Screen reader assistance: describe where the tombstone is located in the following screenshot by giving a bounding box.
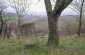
[20,23,36,36]
[19,23,37,45]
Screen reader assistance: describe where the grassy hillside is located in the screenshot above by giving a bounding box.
[0,36,85,55]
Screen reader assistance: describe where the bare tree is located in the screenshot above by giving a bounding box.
[0,0,7,36]
[0,0,14,39]
[44,0,73,46]
[7,0,31,38]
[70,0,85,37]
[1,18,14,39]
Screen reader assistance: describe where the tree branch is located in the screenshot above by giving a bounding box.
[51,0,73,16]
[44,0,52,15]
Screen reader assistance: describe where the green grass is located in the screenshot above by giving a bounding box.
[0,36,85,55]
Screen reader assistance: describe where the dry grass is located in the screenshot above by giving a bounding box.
[0,35,85,55]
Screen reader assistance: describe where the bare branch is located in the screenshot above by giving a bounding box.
[44,0,52,14]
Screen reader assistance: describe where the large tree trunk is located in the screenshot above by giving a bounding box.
[47,14,60,46]
[44,0,73,46]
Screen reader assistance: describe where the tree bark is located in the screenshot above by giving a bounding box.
[47,14,60,46]
[0,16,3,36]
[78,14,82,37]
[44,0,73,46]
[78,0,84,37]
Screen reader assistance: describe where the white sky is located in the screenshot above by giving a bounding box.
[5,0,76,15]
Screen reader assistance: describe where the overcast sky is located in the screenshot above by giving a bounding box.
[5,0,76,15]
